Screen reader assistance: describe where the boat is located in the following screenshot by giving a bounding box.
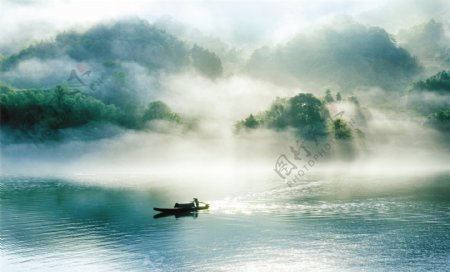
[153,198,209,214]
[153,201,209,214]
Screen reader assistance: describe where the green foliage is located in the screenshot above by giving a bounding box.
[236,93,326,134]
[55,19,190,71]
[0,85,182,141]
[0,86,122,136]
[2,86,113,124]
[336,92,342,101]
[412,70,450,93]
[0,82,14,93]
[332,118,352,139]
[0,19,190,73]
[243,114,259,128]
[0,19,225,104]
[247,22,420,89]
[324,89,334,103]
[0,41,59,72]
[288,93,324,129]
[142,101,181,123]
[262,97,289,129]
[348,96,359,106]
[0,19,224,79]
[92,66,141,113]
[190,45,223,78]
[426,107,450,131]
[408,71,450,120]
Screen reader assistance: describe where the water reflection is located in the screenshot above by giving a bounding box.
[0,178,181,271]
[1,175,450,271]
[153,211,200,219]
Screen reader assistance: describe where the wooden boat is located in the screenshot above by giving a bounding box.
[153,202,209,213]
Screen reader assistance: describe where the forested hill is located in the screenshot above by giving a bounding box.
[408,70,450,132]
[247,22,421,90]
[1,18,449,144]
[0,83,183,142]
[0,18,223,125]
[0,19,223,79]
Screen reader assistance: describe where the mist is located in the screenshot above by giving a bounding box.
[2,71,449,191]
[1,1,450,196]
[3,3,450,272]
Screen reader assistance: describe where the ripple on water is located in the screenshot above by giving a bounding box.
[1,176,450,271]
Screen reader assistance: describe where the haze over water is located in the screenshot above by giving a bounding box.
[1,174,449,271]
[1,0,450,271]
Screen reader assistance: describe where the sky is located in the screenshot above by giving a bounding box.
[1,0,449,53]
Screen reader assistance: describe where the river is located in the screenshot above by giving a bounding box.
[1,174,449,271]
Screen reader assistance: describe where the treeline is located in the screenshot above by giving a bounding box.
[427,108,450,131]
[408,71,450,132]
[247,21,420,90]
[0,84,182,141]
[0,19,223,79]
[408,70,450,131]
[236,91,361,140]
[412,70,450,93]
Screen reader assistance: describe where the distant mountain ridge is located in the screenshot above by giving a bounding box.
[0,18,223,78]
[246,21,422,90]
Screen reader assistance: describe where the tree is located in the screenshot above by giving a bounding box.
[324,89,334,103]
[332,118,352,139]
[51,85,68,109]
[408,71,450,117]
[2,19,191,74]
[288,93,324,129]
[246,22,420,90]
[0,85,123,138]
[426,107,450,131]
[142,101,181,123]
[412,70,450,93]
[348,96,359,106]
[243,114,258,128]
[264,97,288,129]
[336,92,342,101]
[190,45,223,79]
[235,93,326,134]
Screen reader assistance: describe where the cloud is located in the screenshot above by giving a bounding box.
[0,57,77,88]
[356,0,450,33]
[155,72,299,123]
[2,0,450,183]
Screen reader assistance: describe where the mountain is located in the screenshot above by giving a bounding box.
[0,18,223,82]
[247,21,421,90]
[398,19,450,73]
[0,19,223,112]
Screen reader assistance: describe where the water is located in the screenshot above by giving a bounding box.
[1,175,449,271]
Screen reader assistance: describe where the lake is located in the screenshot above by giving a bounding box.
[1,174,449,271]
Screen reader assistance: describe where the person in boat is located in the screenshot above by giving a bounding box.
[174,198,200,208]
